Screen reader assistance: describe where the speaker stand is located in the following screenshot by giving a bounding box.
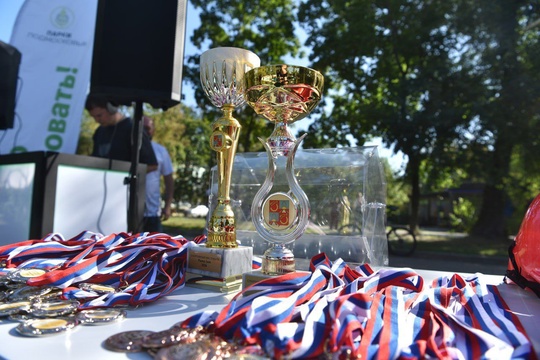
[127,100,143,233]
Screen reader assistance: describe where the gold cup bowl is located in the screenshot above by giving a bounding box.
[244,65,324,157]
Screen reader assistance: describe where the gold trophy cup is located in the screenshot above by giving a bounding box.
[200,47,260,248]
[186,48,259,289]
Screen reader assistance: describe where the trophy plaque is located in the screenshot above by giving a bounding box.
[244,65,324,275]
[187,47,259,287]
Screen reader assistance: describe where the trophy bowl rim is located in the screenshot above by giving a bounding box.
[244,64,324,78]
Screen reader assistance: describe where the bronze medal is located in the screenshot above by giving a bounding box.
[103,330,155,353]
[140,328,185,349]
[153,339,210,360]
[140,326,204,349]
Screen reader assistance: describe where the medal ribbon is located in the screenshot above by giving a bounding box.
[1,231,192,309]
[181,255,533,359]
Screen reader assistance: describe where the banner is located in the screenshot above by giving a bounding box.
[0,0,97,154]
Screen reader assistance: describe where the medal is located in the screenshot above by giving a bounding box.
[29,299,79,317]
[8,285,54,302]
[16,317,78,336]
[140,326,205,349]
[8,312,35,323]
[76,308,126,325]
[153,339,210,360]
[78,282,117,294]
[0,300,30,317]
[152,334,238,360]
[7,268,48,283]
[104,330,155,353]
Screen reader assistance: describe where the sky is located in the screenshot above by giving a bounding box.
[0,0,405,170]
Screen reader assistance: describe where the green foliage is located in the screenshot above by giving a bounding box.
[297,0,540,236]
[449,197,478,233]
[76,110,98,155]
[383,158,409,209]
[145,105,213,206]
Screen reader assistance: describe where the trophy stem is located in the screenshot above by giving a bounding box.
[207,104,240,248]
[262,243,295,275]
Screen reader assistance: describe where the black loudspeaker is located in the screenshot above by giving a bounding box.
[0,41,22,130]
[90,0,187,110]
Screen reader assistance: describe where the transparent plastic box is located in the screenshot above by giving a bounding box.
[208,146,388,269]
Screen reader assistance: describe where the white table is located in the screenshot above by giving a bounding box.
[0,269,538,359]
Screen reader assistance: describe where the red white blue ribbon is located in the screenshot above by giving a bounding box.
[181,254,533,359]
[1,231,193,309]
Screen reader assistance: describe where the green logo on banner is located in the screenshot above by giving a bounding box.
[50,7,75,29]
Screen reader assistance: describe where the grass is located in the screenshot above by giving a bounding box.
[162,215,206,238]
[414,228,512,257]
[163,216,512,257]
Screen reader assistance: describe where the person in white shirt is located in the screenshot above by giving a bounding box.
[142,116,174,232]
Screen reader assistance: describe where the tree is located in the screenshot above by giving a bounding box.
[145,104,213,206]
[298,0,483,232]
[452,0,540,238]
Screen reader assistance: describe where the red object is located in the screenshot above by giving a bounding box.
[506,194,540,297]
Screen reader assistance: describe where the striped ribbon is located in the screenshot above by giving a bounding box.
[181,254,533,359]
[0,231,193,309]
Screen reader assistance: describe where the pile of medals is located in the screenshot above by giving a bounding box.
[104,324,270,360]
[0,268,125,336]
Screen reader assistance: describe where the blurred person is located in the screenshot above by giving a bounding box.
[85,95,157,173]
[142,116,174,232]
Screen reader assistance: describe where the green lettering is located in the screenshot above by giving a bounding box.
[60,75,75,89]
[49,119,66,133]
[52,103,69,118]
[45,134,62,150]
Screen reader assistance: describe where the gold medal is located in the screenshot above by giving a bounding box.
[7,268,48,283]
[78,283,116,294]
[29,299,79,317]
[16,317,78,336]
[8,285,53,302]
[0,300,30,317]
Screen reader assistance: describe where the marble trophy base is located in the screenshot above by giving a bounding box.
[187,245,252,293]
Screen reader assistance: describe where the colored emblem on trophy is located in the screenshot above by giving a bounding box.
[244,65,324,274]
[199,47,261,248]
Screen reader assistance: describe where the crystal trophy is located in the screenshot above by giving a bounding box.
[186,47,259,288]
[244,65,324,274]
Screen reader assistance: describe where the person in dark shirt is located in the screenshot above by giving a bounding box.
[85,95,157,172]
